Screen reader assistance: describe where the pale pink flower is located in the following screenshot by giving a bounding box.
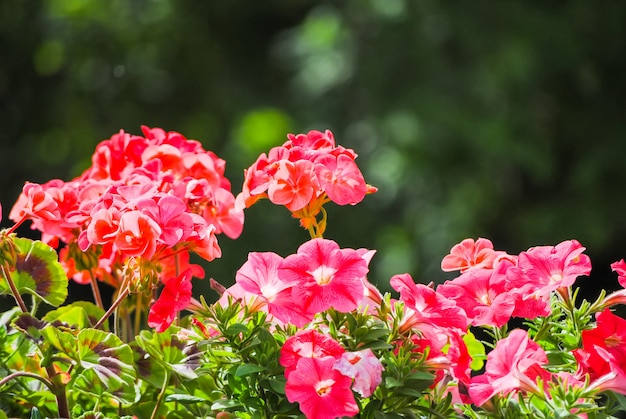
[441,238,500,272]
[334,349,383,397]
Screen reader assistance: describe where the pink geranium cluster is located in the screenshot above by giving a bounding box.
[237,129,375,235]
[9,126,244,331]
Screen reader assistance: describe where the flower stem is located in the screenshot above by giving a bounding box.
[89,270,104,310]
[150,370,170,419]
[1,262,28,312]
[94,285,130,330]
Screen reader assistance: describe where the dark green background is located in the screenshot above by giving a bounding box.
[2,1,626,304]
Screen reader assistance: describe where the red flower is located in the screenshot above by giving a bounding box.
[574,309,626,395]
[285,356,358,419]
[148,268,193,332]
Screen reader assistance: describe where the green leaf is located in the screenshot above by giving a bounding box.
[0,238,68,307]
[76,328,136,389]
[164,394,206,404]
[12,312,47,341]
[463,330,486,370]
[211,399,242,410]
[235,363,266,377]
[135,327,202,380]
[73,368,139,404]
[29,407,42,419]
[40,324,77,356]
[43,302,107,330]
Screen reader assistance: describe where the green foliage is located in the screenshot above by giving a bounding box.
[0,238,68,307]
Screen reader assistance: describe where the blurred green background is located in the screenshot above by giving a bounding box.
[2,0,626,302]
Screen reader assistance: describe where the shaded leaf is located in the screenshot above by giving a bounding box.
[0,238,68,307]
[165,394,206,404]
[12,313,47,342]
[234,363,265,377]
[74,368,139,404]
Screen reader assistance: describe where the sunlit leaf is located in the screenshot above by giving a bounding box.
[43,301,107,331]
[0,238,68,307]
[135,327,202,380]
[462,330,486,371]
[76,328,136,389]
[40,324,77,356]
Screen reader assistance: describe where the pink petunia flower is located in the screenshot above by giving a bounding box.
[438,259,516,328]
[508,239,591,299]
[285,356,359,419]
[280,330,344,378]
[390,273,468,332]
[235,252,315,327]
[468,329,551,406]
[278,238,369,314]
[611,259,626,288]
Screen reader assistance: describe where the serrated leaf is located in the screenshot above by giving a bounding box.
[0,238,68,307]
[234,363,265,377]
[43,302,107,331]
[165,394,206,404]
